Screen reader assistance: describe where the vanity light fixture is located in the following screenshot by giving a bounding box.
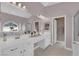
[12,2,16,5]
[18,3,22,7]
[37,15,46,20]
[10,2,26,9]
[22,5,26,9]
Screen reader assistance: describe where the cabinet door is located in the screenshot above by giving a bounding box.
[1,47,19,56]
[40,32,51,49]
[23,41,34,56]
[23,47,33,56]
[1,40,34,56]
[44,32,50,46]
[1,43,23,56]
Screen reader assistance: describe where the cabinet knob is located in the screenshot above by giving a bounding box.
[23,49,26,52]
[20,51,22,54]
[10,48,17,51]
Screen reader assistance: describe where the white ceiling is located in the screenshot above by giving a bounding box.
[40,2,60,7]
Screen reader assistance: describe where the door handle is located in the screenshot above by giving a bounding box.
[10,48,17,51]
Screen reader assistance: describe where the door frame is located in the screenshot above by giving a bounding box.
[52,15,66,48]
[72,15,74,56]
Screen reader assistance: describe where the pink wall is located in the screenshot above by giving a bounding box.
[0,12,29,32]
[0,12,28,23]
[22,2,44,16]
[44,2,79,49]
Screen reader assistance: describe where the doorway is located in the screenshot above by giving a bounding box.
[53,16,66,48]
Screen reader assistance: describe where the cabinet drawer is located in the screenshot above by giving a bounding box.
[1,40,33,56]
[1,44,23,56]
[2,47,19,56]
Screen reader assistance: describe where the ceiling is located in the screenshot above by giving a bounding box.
[40,2,60,7]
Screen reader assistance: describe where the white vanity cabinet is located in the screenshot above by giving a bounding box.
[40,31,51,49]
[1,44,23,56]
[0,40,34,56]
[0,35,34,56]
[23,39,34,56]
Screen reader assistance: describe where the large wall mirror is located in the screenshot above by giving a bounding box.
[35,22,39,32]
[3,21,19,32]
[44,23,50,30]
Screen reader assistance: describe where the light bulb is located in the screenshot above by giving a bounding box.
[23,6,26,9]
[18,3,22,7]
[12,2,16,5]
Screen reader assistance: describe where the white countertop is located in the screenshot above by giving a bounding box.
[0,33,45,50]
[0,34,32,49]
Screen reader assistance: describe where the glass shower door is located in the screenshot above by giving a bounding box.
[73,11,79,56]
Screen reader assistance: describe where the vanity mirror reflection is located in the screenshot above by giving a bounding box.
[1,21,19,42]
[3,21,19,32]
[35,22,39,32]
[31,21,40,37]
[44,23,50,30]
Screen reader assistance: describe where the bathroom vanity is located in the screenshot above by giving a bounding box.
[0,34,34,56]
[0,20,51,56]
[0,31,51,56]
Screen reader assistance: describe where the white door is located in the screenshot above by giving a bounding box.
[73,11,79,56]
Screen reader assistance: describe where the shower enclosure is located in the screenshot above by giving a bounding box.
[73,10,79,56]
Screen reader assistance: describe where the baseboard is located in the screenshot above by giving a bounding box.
[65,48,72,51]
[56,41,64,43]
[42,45,51,50]
[34,46,39,50]
[50,43,53,46]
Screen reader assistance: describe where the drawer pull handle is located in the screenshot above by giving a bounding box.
[10,48,17,51]
[20,49,26,54]
[20,51,22,54]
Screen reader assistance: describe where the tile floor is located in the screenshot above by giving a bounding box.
[34,43,72,56]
